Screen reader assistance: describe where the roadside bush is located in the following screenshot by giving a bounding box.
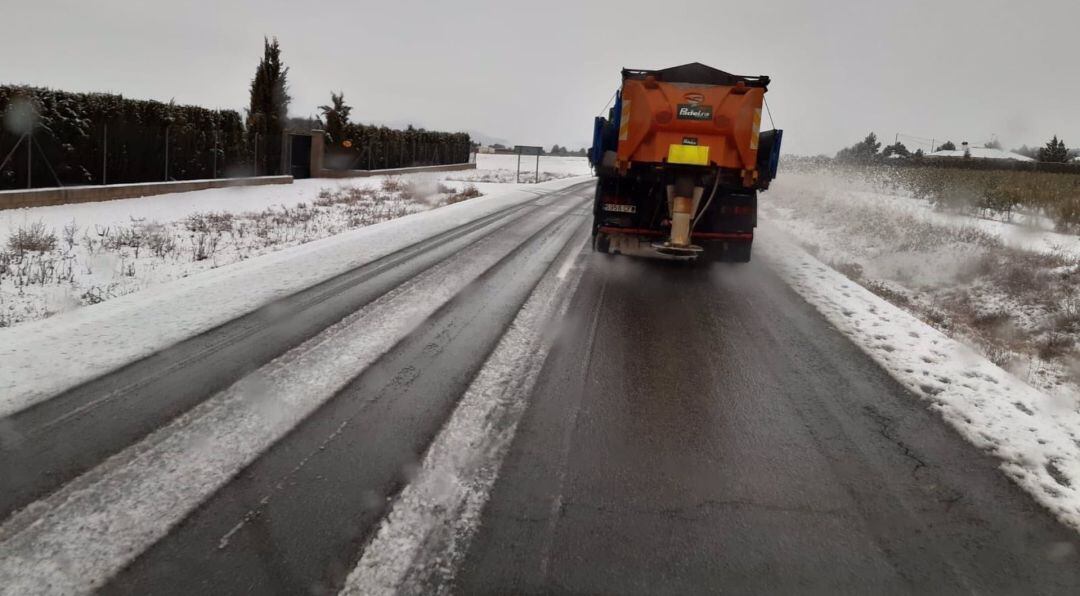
[7,221,57,254]
[184,212,234,233]
[380,177,404,193]
[445,184,482,205]
[1037,333,1074,360]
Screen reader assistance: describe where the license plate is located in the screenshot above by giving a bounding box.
[603,203,636,213]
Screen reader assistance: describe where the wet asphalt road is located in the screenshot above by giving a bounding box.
[454,253,1080,594]
[9,180,1080,594]
[0,197,540,519]
[103,189,593,595]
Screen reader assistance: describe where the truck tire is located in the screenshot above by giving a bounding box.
[714,192,757,232]
[725,241,752,263]
[594,232,611,254]
[591,181,603,238]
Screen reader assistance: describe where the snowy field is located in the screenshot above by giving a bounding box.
[444,154,593,194]
[763,169,1080,404]
[0,155,592,327]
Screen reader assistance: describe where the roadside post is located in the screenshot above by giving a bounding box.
[514,145,543,183]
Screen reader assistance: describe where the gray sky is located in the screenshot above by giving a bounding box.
[5,0,1078,155]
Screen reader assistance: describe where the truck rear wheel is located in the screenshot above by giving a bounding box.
[702,240,752,263]
[594,232,611,254]
[724,241,752,263]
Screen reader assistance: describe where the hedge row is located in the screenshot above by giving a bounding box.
[0,86,250,190]
[0,86,473,190]
[324,123,471,171]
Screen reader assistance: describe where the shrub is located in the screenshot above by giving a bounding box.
[7,221,57,254]
[446,184,482,205]
[1037,333,1073,360]
[184,212,234,233]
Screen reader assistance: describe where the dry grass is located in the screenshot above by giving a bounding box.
[445,184,482,205]
[863,280,911,307]
[380,177,406,193]
[0,183,434,327]
[814,162,1080,231]
[0,177,490,328]
[829,259,864,280]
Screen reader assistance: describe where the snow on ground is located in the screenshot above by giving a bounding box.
[1,178,399,236]
[471,153,593,177]
[0,176,590,418]
[756,224,1080,533]
[0,191,588,595]
[0,155,592,328]
[762,170,1080,403]
[447,154,593,194]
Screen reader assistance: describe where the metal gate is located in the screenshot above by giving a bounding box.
[287,134,313,179]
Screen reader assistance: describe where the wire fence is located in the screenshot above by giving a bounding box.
[0,123,264,190]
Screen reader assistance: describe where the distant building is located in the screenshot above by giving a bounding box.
[927,141,1034,162]
[477,145,496,154]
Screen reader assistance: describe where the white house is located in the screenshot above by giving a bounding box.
[927,142,1034,162]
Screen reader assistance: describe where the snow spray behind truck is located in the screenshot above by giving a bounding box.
[589,63,782,262]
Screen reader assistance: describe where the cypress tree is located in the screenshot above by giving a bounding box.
[247,37,290,175]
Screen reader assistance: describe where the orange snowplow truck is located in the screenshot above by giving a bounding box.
[589,63,782,261]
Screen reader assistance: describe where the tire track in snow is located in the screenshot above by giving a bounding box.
[338,221,591,596]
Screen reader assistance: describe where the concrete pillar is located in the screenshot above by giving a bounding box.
[310,130,325,177]
[280,131,291,176]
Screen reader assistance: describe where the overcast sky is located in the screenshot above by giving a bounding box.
[4,0,1078,155]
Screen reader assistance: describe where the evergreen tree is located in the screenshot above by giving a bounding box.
[1038,135,1069,163]
[835,132,881,161]
[318,92,352,146]
[983,138,1002,150]
[935,140,956,152]
[882,141,910,158]
[247,37,291,175]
